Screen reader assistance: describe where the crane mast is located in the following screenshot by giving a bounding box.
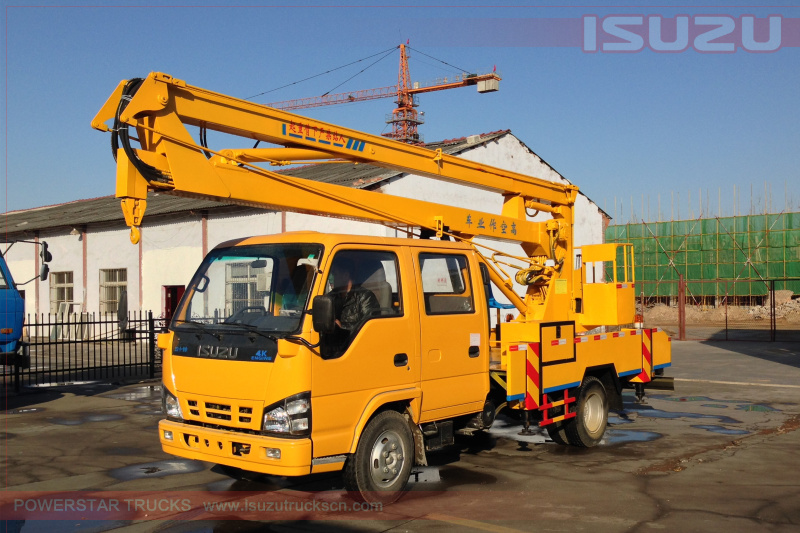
[265,44,501,144]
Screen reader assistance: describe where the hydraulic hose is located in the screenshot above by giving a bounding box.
[111,78,170,185]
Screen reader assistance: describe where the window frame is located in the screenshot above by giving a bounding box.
[418,252,476,316]
[49,271,75,314]
[99,268,127,314]
[319,248,404,360]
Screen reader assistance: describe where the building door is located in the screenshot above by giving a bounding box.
[162,285,185,327]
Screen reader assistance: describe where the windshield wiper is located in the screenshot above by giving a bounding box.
[174,319,222,340]
[222,323,320,349]
[220,322,280,342]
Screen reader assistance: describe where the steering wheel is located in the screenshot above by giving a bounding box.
[225,306,267,324]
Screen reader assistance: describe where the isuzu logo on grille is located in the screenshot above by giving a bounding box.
[197,345,239,359]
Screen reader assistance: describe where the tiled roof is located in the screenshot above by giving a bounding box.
[0,130,552,235]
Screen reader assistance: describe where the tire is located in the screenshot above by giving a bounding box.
[546,422,569,445]
[544,403,569,445]
[343,410,414,504]
[563,376,608,447]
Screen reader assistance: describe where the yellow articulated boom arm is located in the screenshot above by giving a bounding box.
[92,72,591,321]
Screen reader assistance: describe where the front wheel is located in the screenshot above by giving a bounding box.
[563,376,608,447]
[343,410,414,503]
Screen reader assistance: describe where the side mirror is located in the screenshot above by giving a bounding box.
[40,241,52,263]
[39,263,49,282]
[311,295,335,334]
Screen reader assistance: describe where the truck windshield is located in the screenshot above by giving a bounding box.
[172,243,322,334]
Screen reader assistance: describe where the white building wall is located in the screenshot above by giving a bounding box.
[38,232,84,315]
[207,211,282,249]
[286,213,389,237]
[141,218,204,315]
[86,226,139,316]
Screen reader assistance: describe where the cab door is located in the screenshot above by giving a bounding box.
[415,251,488,421]
[0,259,24,360]
[310,246,420,459]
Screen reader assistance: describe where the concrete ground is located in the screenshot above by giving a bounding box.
[3,340,800,532]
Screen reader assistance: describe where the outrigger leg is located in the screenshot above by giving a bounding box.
[519,409,536,435]
[635,383,647,404]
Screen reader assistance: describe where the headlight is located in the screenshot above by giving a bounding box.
[162,386,183,419]
[262,392,311,436]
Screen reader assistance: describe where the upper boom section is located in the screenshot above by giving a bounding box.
[92,73,576,204]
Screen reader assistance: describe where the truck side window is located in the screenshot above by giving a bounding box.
[320,250,402,359]
[419,253,474,315]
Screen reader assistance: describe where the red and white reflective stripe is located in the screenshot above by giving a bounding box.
[616,283,629,289]
[509,344,528,352]
[594,334,607,340]
[574,336,588,343]
[631,330,641,335]
[612,332,625,338]
[550,338,567,346]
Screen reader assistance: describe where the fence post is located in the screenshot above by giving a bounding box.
[14,355,21,393]
[148,311,156,379]
[678,274,686,341]
[770,280,776,342]
[724,281,729,342]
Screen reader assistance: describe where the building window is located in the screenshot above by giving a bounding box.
[225,261,272,315]
[100,268,127,314]
[50,271,74,314]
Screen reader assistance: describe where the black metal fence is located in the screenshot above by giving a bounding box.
[2,311,159,392]
[639,278,800,342]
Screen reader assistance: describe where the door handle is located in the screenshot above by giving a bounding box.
[394,353,408,367]
[468,346,480,358]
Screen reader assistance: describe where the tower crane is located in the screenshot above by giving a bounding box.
[265,44,501,143]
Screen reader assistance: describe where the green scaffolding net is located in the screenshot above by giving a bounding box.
[605,212,800,298]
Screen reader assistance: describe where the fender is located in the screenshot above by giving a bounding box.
[347,388,422,454]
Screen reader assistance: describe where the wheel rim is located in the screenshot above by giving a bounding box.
[583,390,606,435]
[369,429,406,487]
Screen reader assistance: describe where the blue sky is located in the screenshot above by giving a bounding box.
[3,2,799,223]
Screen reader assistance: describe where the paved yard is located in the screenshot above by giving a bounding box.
[3,340,800,532]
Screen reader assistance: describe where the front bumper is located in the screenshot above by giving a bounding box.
[159,419,312,476]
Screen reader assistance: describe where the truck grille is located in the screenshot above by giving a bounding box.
[184,398,259,428]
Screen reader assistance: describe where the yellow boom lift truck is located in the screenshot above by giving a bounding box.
[92,73,672,502]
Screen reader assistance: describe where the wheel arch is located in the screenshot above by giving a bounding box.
[583,364,623,411]
[347,389,421,454]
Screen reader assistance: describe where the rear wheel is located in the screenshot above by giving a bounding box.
[544,403,569,445]
[563,376,608,447]
[546,422,569,445]
[343,410,414,503]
